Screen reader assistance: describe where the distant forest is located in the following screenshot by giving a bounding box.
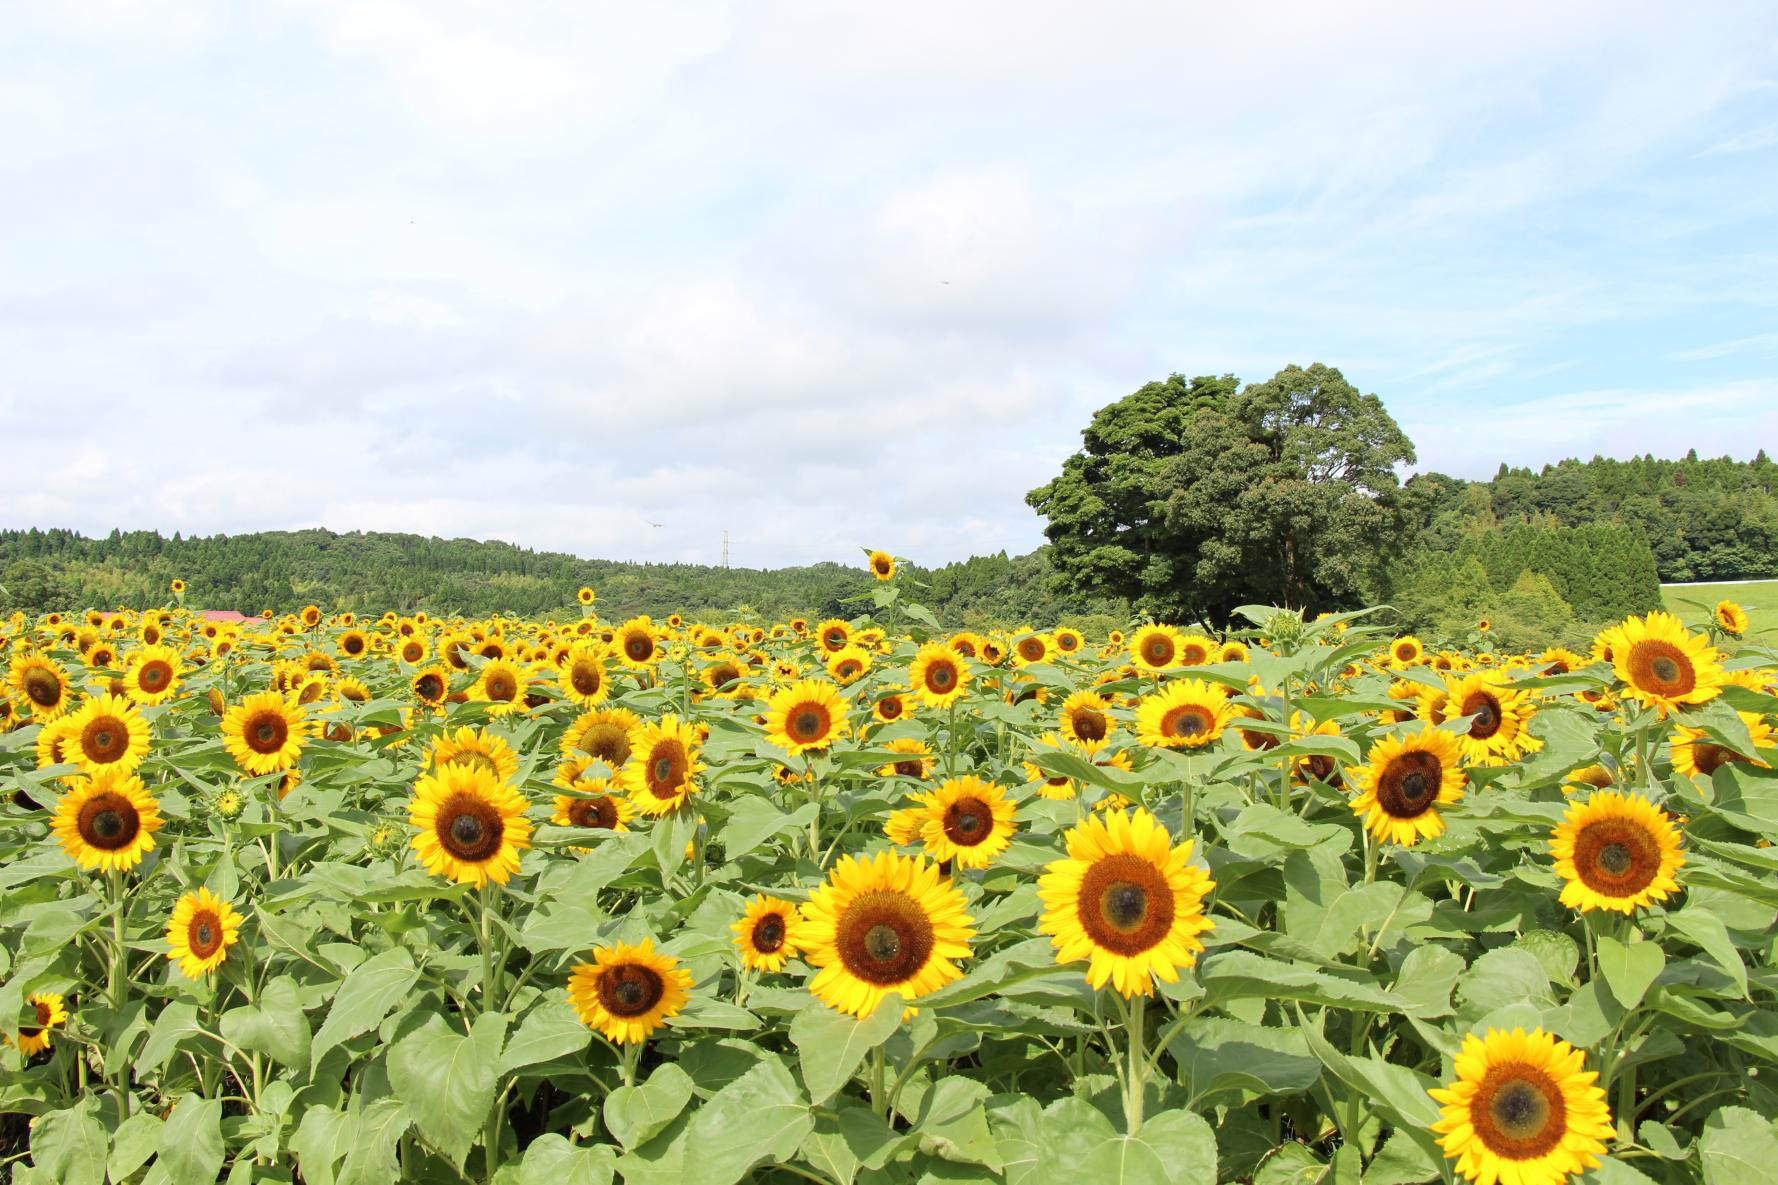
[2,449,1771,630]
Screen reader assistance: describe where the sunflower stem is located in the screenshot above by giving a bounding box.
[805,755,822,865]
[1123,991,1147,1135]
[869,1044,888,1118]
[106,868,129,1121]
[478,882,497,1012]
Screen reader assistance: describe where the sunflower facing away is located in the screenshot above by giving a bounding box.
[1713,599,1748,637]
[801,849,976,1018]
[1429,1027,1613,1185]
[765,678,849,756]
[733,895,805,972]
[64,693,152,776]
[165,887,245,979]
[408,762,533,887]
[1550,791,1684,914]
[1347,727,1466,847]
[52,771,165,872]
[221,692,310,777]
[568,938,693,1045]
[1037,807,1215,998]
[9,993,68,1057]
[1607,611,1723,715]
[1135,678,1231,749]
[914,775,1017,870]
[908,643,970,710]
[618,715,704,815]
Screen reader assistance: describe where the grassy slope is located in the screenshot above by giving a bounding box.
[1662,579,1778,644]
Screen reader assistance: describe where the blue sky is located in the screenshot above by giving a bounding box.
[4,2,1777,569]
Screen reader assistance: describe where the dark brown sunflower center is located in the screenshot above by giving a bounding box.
[1395,644,1417,662]
[438,795,504,861]
[1142,638,1173,666]
[646,742,687,799]
[598,963,665,1018]
[943,797,993,846]
[1077,852,1175,955]
[1463,692,1502,740]
[23,670,61,707]
[624,635,653,661]
[788,705,831,744]
[1691,743,1737,776]
[1181,644,1208,665]
[1018,639,1045,661]
[837,891,935,985]
[416,673,445,700]
[344,637,365,654]
[139,661,172,691]
[1161,705,1213,739]
[569,796,618,829]
[402,644,423,661]
[78,793,141,851]
[752,915,787,953]
[1573,819,1660,897]
[1377,750,1442,818]
[571,663,603,695]
[878,697,903,719]
[82,716,128,764]
[709,663,740,689]
[248,711,289,754]
[1472,1066,1566,1159]
[823,630,847,651]
[578,724,631,768]
[32,1001,52,1027]
[925,663,957,692]
[190,913,222,957]
[1071,709,1108,742]
[484,672,517,701]
[893,759,923,777]
[1628,641,1693,697]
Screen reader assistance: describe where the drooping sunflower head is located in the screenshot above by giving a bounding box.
[561,706,641,771]
[1550,791,1684,914]
[765,678,849,756]
[618,715,704,815]
[908,643,970,709]
[1714,599,1749,637]
[868,550,897,581]
[165,887,245,979]
[51,771,165,872]
[65,693,152,775]
[10,992,69,1057]
[1037,806,1216,998]
[1347,727,1466,847]
[123,644,183,706]
[429,725,521,784]
[1429,1027,1613,1185]
[1135,678,1231,749]
[732,895,805,972]
[1609,611,1723,714]
[221,691,310,776]
[800,849,975,1019]
[915,775,1017,869]
[1058,689,1115,753]
[1127,624,1185,673]
[408,762,532,887]
[567,938,693,1045]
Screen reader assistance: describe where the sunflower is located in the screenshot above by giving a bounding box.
[613,617,661,670]
[1347,727,1465,847]
[555,642,611,709]
[1037,807,1216,998]
[551,778,636,834]
[51,771,165,872]
[1175,633,1217,667]
[408,664,451,707]
[1562,763,1615,796]
[221,692,309,776]
[577,585,597,606]
[618,715,704,815]
[765,679,849,756]
[815,618,852,655]
[1429,1027,1613,1185]
[1670,711,1774,780]
[64,694,151,776]
[1058,689,1115,753]
[1021,732,1081,800]
[300,605,322,628]
[10,993,68,1057]
[567,938,692,1045]
[1218,640,1250,663]
[1714,599,1748,637]
[562,706,641,771]
[1438,672,1543,767]
[733,895,805,972]
[914,776,1017,869]
[165,887,245,979]
[800,850,975,1018]
[877,737,935,780]
[122,644,183,706]
[8,653,71,721]
[1288,712,1344,787]
[698,654,749,698]
[908,643,970,710]
[867,550,897,581]
[408,762,532,887]
[1388,636,1425,668]
[946,632,984,659]
[872,690,910,725]
[1550,791,1684,914]
[469,658,527,716]
[1135,679,1230,749]
[1127,624,1185,673]
[1609,611,1723,715]
[1051,626,1084,656]
[429,725,521,783]
[1011,632,1053,667]
[170,578,186,594]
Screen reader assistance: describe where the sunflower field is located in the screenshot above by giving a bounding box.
[3,568,1777,1185]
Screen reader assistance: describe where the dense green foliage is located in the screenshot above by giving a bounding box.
[0,529,1122,631]
[1028,365,1415,625]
